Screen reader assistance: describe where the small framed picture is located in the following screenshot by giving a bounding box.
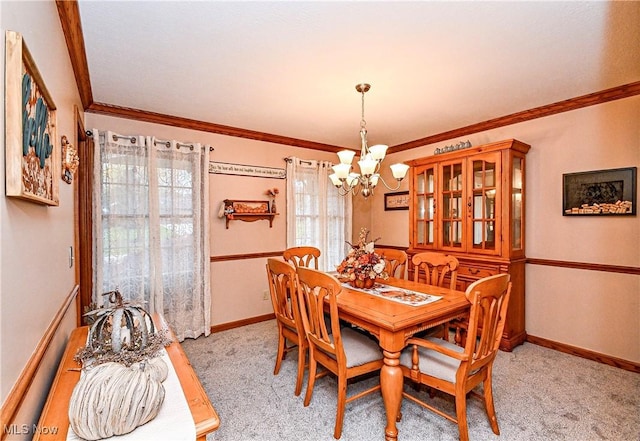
[384,191,410,211]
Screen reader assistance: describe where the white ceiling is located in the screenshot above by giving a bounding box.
[77,1,640,149]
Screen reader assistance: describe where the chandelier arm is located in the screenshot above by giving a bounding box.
[377,175,403,191]
[335,179,362,196]
[335,184,352,196]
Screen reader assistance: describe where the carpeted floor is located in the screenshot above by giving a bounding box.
[182,320,639,441]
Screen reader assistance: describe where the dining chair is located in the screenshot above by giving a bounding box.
[295,267,383,439]
[283,246,321,270]
[412,251,459,289]
[399,273,512,441]
[375,247,408,279]
[265,258,307,396]
[412,251,460,340]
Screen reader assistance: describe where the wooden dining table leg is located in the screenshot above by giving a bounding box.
[380,349,403,441]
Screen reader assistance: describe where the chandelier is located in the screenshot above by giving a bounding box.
[329,83,409,198]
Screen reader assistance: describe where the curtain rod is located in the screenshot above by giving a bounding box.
[112,134,137,143]
[153,139,197,151]
[87,131,214,151]
[284,157,313,165]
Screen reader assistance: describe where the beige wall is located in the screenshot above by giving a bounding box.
[0,0,82,437]
[373,96,640,363]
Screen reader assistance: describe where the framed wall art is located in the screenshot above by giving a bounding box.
[5,30,59,206]
[384,191,410,211]
[562,167,636,216]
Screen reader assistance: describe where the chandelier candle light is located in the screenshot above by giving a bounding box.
[329,83,410,198]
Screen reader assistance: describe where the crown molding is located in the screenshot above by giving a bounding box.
[86,102,346,152]
[390,81,640,153]
[56,0,93,109]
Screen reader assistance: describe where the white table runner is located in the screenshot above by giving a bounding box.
[342,282,442,306]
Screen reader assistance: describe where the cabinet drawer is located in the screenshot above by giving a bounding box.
[457,265,497,279]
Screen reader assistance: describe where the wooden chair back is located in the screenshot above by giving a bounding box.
[296,267,342,359]
[375,248,408,279]
[283,246,321,270]
[296,266,383,439]
[463,273,512,367]
[265,258,307,396]
[412,251,459,289]
[401,273,512,441]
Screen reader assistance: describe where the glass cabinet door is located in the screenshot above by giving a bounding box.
[512,155,524,251]
[468,153,501,254]
[440,161,464,250]
[414,165,436,247]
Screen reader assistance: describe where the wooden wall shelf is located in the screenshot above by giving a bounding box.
[225,213,277,229]
[222,199,277,229]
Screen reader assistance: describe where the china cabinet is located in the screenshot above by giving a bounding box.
[407,139,530,351]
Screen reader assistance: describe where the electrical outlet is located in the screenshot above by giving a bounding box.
[263,290,269,301]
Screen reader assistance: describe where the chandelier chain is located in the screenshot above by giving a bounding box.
[360,88,367,130]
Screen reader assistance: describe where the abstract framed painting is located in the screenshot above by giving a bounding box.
[5,30,59,206]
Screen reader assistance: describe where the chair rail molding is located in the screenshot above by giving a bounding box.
[0,285,79,436]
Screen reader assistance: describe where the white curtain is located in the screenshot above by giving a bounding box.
[92,130,210,341]
[286,157,352,271]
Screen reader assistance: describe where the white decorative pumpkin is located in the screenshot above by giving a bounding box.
[68,359,167,440]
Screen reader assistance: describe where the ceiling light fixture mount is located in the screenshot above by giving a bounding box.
[329,83,409,198]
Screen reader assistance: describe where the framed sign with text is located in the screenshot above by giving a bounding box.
[209,161,286,179]
[384,191,410,211]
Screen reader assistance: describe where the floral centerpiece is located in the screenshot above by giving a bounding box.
[336,228,388,289]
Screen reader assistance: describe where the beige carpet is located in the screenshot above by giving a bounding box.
[182,320,639,441]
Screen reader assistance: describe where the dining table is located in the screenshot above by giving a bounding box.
[335,276,470,441]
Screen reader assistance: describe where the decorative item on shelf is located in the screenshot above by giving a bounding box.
[223,199,235,218]
[434,140,472,155]
[329,83,409,198]
[61,135,79,184]
[336,228,388,289]
[76,289,172,367]
[265,187,279,213]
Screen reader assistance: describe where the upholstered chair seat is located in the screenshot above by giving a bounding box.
[331,327,383,368]
[400,336,464,383]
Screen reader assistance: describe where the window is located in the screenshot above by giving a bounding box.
[286,158,352,271]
